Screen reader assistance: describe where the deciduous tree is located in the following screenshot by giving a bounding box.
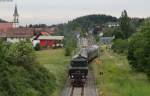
[128,20,150,79]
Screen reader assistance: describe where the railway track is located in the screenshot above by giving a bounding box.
[70,86,84,96]
[61,82,84,96]
[84,71,98,96]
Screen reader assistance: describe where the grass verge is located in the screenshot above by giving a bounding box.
[36,49,70,96]
[91,47,150,96]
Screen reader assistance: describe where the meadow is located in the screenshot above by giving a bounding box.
[91,46,150,96]
[36,49,70,96]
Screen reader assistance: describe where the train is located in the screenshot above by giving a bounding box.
[69,45,99,87]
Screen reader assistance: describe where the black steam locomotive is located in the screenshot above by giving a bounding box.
[69,45,99,86]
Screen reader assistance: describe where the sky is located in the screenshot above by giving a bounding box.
[0,0,149,25]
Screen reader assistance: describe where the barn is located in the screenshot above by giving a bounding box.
[34,36,64,48]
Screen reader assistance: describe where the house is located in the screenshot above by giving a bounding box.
[0,28,33,43]
[33,36,64,48]
[106,22,119,28]
[0,22,14,31]
[100,36,115,44]
[38,36,64,48]
[32,30,64,48]
[32,27,56,35]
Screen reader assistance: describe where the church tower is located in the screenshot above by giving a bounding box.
[13,5,19,27]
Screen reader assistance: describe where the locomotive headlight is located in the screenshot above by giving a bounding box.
[82,75,85,78]
[71,75,74,78]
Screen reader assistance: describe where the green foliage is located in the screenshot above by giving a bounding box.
[64,45,72,56]
[7,41,36,68]
[104,10,136,40]
[34,43,41,51]
[110,10,136,55]
[131,18,145,28]
[119,10,136,39]
[103,27,123,38]
[0,40,8,65]
[56,14,118,37]
[103,27,115,37]
[35,49,70,96]
[92,49,150,96]
[128,20,150,79]
[64,37,77,56]
[0,41,56,96]
[56,14,118,54]
[71,14,118,32]
[103,10,136,40]
[95,35,100,42]
[112,39,129,54]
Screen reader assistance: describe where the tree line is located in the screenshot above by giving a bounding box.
[0,18,8,23]
[111,10,144,54]
[108,10,150,80]
[55,14,119,56]
[128,20,150,79]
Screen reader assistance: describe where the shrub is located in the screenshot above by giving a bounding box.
[34,43,41,51]
[64,37,77,56]
[0,41,57,96]
[128,20,150,79]
[112,39,129,54]
[65,45,72,56]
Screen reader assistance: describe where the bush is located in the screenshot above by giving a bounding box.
[112,39,129,54]
[7,41,36,67]
[64,37,77,56]
[128,20,150,79]
[0,41,57,96]
[65,45,72,56]
[34,43,41,51]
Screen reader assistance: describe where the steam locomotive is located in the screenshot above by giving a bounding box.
[69,45,99,86]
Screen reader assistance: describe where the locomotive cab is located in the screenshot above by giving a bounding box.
[69,55,88,86]
[68,45,99,86]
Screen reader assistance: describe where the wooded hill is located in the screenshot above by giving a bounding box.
[56,14,119,36]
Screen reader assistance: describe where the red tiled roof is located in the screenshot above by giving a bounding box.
[0,28,33,38]
[34,28,55,35]
[41,31,50,36]
[0,27,56,38]
[0,23,13,31]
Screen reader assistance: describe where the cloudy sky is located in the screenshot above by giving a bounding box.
[0,0,149,25]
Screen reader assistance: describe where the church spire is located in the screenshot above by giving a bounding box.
[13,5,19,23]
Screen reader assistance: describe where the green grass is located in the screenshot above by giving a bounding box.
[91,47,150,96]
[35,49,70,96]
